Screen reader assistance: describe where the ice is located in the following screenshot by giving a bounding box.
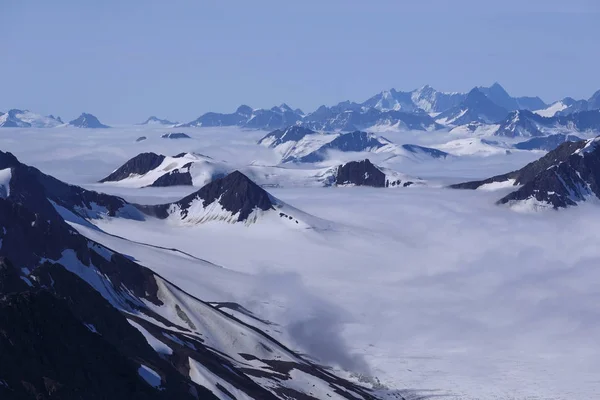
[138,364,162,389]
[188,358,255,400]
[127,319,173,355]
[0,168,12,198]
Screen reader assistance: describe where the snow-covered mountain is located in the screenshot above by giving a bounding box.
[139,116,178,125]
[302,108,443,132]
[478,82,546,112]
[0,109,63,128]
[258,127,448,163]
[553,89,600,116]
[0,150,384,399]
[494,109,600,138]
[180,104,303,130]
[334,159,424,188]
[435,88,509,126]
[409,85,465,113]
[139,171,326,228]
[533,97,578,117]
[69,113,110,128]
[451,137,600,209]
[100,152,229,188]
[361,89,421,113]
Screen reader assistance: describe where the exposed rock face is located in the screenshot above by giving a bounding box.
[401,144,449,158]
[68,113,110,128]
[142,171,275,222]
[0,150,140,221]
[513,134,582,151]
[100,153,166,183]
[451,138,600,209]
[161,132,191,139]
[436,88,509,125]
[0,151,384,400]
[140,116,177,125]
[150,165,193,187]
[495,109,600,138]
[257,125,315,147]
[297,131,387,163]
[335,159,386,187]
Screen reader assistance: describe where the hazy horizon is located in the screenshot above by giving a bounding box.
[3,0,600,123]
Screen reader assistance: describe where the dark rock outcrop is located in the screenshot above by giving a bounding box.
[401,144,449,158]
[100,153,166,183]
[296,131,387,163]
[161,132,191,139]
[69,113,110,128]
[451,138,600,209]
[139,116,177,125]
[0,150,140,221]
[436,88,509,125]
[258,125,315,147]
[513,134,582,151]
[150,167,193,187]
[335,159,386,187]
[142,171,274,222]
[495,109,600,138]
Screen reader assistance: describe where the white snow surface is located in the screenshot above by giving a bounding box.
[0,168,11,198]
[534,101,569,117]
[104,152,230,188]
[127,319,174,355]
[188,358,255,400]
[1,125,599,399]
[138,364,162,388]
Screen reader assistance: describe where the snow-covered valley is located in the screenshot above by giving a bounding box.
[0,125,598,399]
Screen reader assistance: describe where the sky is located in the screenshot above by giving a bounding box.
[2,0,600,123]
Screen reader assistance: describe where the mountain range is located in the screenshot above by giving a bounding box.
[0,149,386,399]
[3,83,600,135]
[451,137,600,209]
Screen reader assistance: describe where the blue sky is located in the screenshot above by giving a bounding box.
[2,0,599,123]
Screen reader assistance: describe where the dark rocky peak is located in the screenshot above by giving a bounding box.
[142,171,274,222]
[465,87,492,105]
[48,114,64,124]
[0,150,139,221]
[278,103,293,113]
[235,104,253,117]
[69,113,110,128]
[100,152,166,183]
[161,132,191,139]
[494,109,549,137]
[295,131,388,163]
[335,159,386,187]
[325,131,386,152]
[588,89,600,109]
[140,116,177,125]
[556,109,600,131]
[451,138,600,208]
[258,125,315,147]
[7,109,26,118]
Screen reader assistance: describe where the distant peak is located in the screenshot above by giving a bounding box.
[236,105,253,115]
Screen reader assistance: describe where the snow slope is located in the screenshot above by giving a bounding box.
[0,125,598,399]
